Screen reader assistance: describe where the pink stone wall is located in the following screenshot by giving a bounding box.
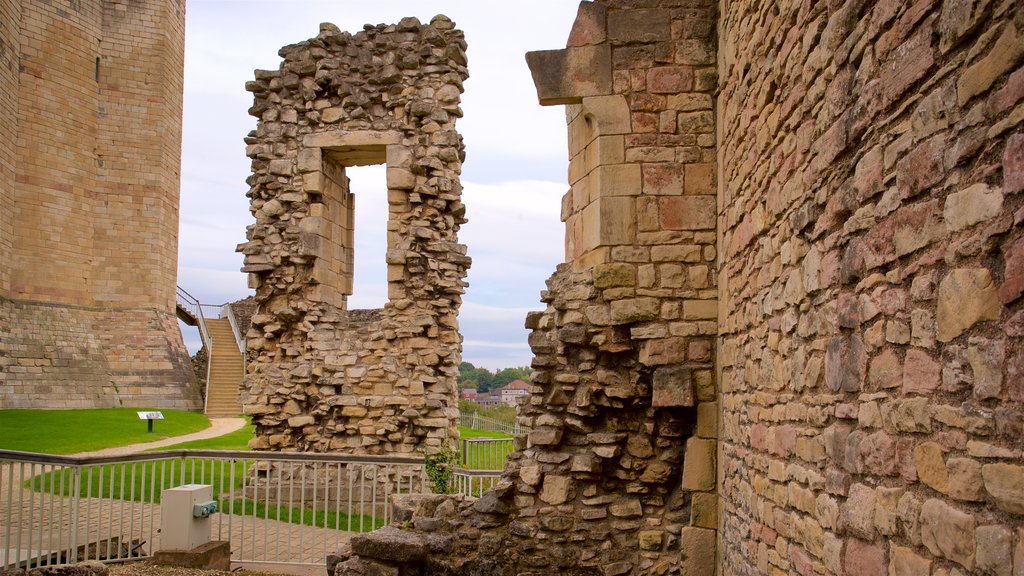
[718,0,1024,574]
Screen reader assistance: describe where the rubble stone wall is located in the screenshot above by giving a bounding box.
[718,1,1024,575]
[332,2,722,575]
[238,17,470,455]
[0,0,200,410]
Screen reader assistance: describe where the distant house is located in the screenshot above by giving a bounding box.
[476,391,501,407]
[498,379,531,405]
[460,388,478,401]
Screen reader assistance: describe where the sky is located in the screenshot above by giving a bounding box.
[177,1,581,370]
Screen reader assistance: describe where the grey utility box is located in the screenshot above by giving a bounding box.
[161,484,217,550]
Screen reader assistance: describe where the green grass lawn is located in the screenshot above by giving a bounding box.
[457,426,511,440]
[0,408,211,454]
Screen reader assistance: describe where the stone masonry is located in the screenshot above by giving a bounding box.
[0,0,201,409]
[332,2,721,575]
[329,1,1023,575]
[718,0,1024,575]
[238,17,471,455]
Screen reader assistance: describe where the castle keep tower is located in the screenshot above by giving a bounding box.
[0,0,201,409]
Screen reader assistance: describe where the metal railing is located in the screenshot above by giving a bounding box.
[1,449,425,568]
[221,303,246,360]
[460,438,514,471]
[458,413,529,436]
[452,469,502,498]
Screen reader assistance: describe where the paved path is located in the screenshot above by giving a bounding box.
[72,418,247,458]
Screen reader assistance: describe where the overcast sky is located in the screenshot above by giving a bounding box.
[178,1,580,369]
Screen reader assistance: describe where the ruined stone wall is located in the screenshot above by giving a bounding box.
[238,17,470,455]
[718,1,1024,576]
[333,2,721,575]
[0,0,200,409]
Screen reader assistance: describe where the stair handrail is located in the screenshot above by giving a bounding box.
[221,302,246,357]
[176,285,214,413]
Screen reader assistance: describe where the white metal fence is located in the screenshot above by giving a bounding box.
[457,413,528,435]
[1,449,425,568]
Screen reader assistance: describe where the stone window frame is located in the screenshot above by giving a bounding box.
[297,130,412,309]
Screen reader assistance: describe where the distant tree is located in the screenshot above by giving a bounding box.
[493,367,530,387]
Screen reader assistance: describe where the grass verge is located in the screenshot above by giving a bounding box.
[0,408,210,454]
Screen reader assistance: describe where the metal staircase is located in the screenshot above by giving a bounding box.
[175,286,245,416]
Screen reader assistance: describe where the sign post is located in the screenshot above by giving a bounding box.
[137,411,164,433]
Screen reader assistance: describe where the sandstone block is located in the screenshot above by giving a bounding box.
[944,183,1002,232]
[594,263,636,289]
[967,337,1005,399]
[659,196,717,230]
[921,498,976,569]
[691,492,718,529]
[652,365,694,408]
[681,437,716,491]
[540,474,573,505]
[639,337,687,366]
[903,349,940,395]
[946,458,986,501]
[566,2,607,47]
[1000,235,1024,304]
[638,530,663,551]
[826,335,867,392]
[607,9,670,44]
[609,498,643,518]
[526,45,612,105]
[678,527,716,576]
[1005,133,1024,195]
[936,268,1001,342]
[647,66,693,94]
[592,163,641,196]
[982,463,1024,514]
[841,483,876,540]
[939,0,992,52]
[889,545,931,576]
[976,525,1012,576]
[610,297,659,324]
[642,163,683,195]
[957,22,1024,106]
[350,526,426,562]
[915,442,949,493]
[844,538,887,576]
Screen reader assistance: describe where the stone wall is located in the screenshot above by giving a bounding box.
[0,0,200,410]
[331,2,721,575]
[237,17,471,455]
[718,1,1024,576]
[0,0,17,297]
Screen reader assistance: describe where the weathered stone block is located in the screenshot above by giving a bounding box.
[652,365,694,407]
[921,498,976,569]
[540,474,573,505]
[843,538,886,576]
[982,463,1024,514]
[936,268,1001,341]
[976,524,1012,576]
[681,437,715,491]
[678,527,716,576]
[526,45,612,105]
[610,297,659,324]
[944,183,1003,232]
[659,195,716,230]
[351,526,426,562]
